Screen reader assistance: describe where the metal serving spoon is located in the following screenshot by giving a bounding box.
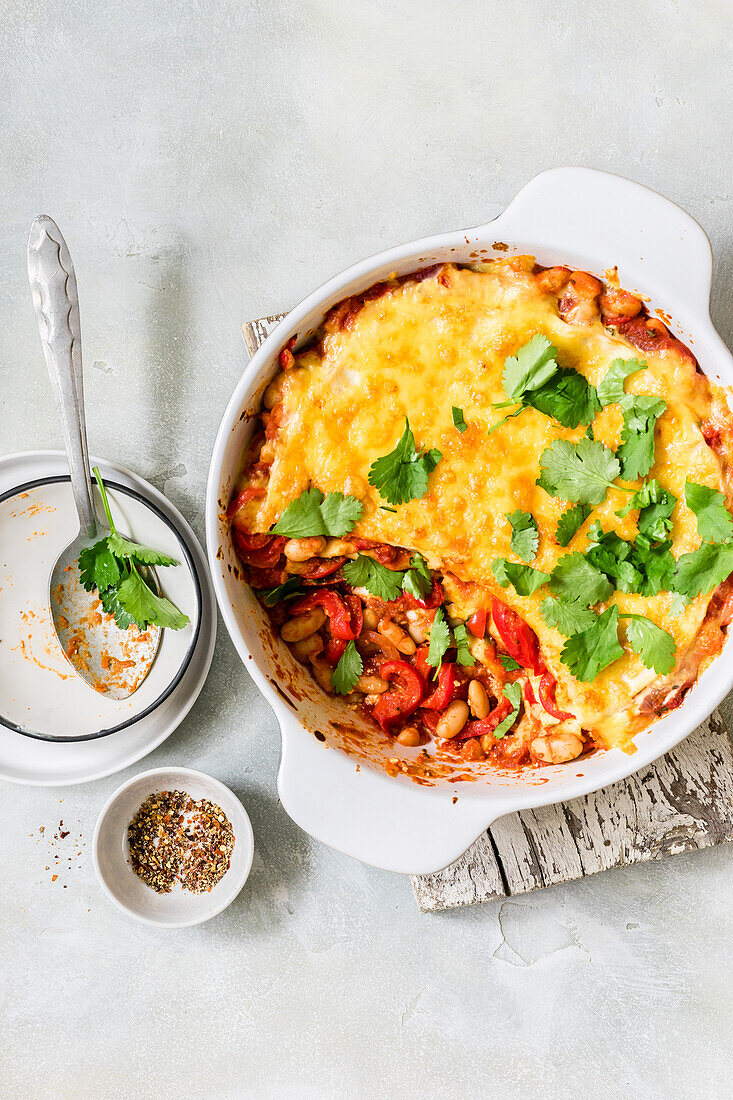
[27,215,159,700]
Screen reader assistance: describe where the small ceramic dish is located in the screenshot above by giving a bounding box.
[93,766,254,928]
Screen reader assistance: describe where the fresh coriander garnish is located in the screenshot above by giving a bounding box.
[491,335,599,432]
[502,334,560,401]
[258,576,302,606]
[331,641,363,694]
[617,479,676,541]
[427,606,451,668]
[560,605,624,682]
[368,418,442,506]
[548,552,613,606]
[342,554,404,601]
[537,438,628,506]
[506,509,539,563]
[78,468,189,631]
[617,396,667,480]
[597,357,646,406]
[493,682,523,739]
[670,593,690,618]
[523,368,600,429]
[499,654,522,671]
[620,614,676,674]
[492,558,550,596]
[540,597,597,637]
[453,623,475,666]
[685,480,733,543]
[272,487,363,537]
[673,542,733,599]
[402,553,432,600]
[380,505,398,513]
[555,503,591,547]
[452,406,468,433]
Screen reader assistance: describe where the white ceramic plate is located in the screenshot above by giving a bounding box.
[0,452,216,785]
[207,167,733,876]
[93,766,254,928]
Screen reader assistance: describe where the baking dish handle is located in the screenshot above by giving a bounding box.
[275,708,502,877]
[487,167,714,316]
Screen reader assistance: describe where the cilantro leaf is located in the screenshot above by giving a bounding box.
[116,566,190,631]
[537,439,621,506]
[492,558,550,596]
[452,623,475,666]
[83,467,189,632]
[555,504,591,547]
[670,593,689,618]
[506,509,539,563]
[452,406,468,433]
[273,487,363,537]
[98,583,134,630]
[597,357,646,406]
[331,640,363,695]
[79,538,121,593]
[540,597,597,636]
[549,553,613,606]
[617,479,676,541]
[685,480,733,543]
[106,531,178,567]
[617,396,667,480]
[258,576,302,606]
[427,606,452,668]
[523,368,601,429]
[621,614,676,675]
[499,654,522,671]
[673,542,733,599]
[561,605,624,682]
[342,554,404,601]
[402,553,432,600]
[368,418,442,505]
[493,682,523,739]
[502,335,559,400]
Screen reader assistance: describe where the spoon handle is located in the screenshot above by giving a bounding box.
[28,215,98,540]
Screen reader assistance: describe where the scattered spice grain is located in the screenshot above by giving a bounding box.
[127,790,235,894]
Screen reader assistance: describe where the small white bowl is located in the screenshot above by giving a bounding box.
[93,766,254,928]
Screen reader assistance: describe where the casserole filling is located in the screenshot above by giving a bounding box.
[227,257,733,769]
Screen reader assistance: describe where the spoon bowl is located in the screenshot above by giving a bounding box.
[49,526,160,700]
[28,215,160,699]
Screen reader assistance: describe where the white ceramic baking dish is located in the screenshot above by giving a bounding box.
[206,167,733,875]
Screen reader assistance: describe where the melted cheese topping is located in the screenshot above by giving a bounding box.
[251,259,730,749]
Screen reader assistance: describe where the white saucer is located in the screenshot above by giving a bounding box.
[0,452,216,786]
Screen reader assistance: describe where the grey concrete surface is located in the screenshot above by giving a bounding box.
[1,1,732,1097]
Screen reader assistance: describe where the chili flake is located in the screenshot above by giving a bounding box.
[127,790,235,894]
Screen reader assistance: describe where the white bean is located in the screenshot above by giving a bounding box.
[468,679,490,720]
[531,731,584,764]
[284,536,327,562]
[356,674,389,694]
[435,700,469,740]
[280,607,326,642]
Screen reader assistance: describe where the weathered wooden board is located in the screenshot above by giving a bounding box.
[413,713,733,911]
[243,313,733,913]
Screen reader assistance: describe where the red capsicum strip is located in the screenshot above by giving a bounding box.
[538,673,575,722]
[453,697,513,742]
[290,590,361,640]
[491,598,545,676]
[422,662,458,711]
[226,485,265,520]
[372,660,424,730]
[299,556,347,581]
[405,580,444,610]
[467,609,487,637]
[233,530,286,567]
